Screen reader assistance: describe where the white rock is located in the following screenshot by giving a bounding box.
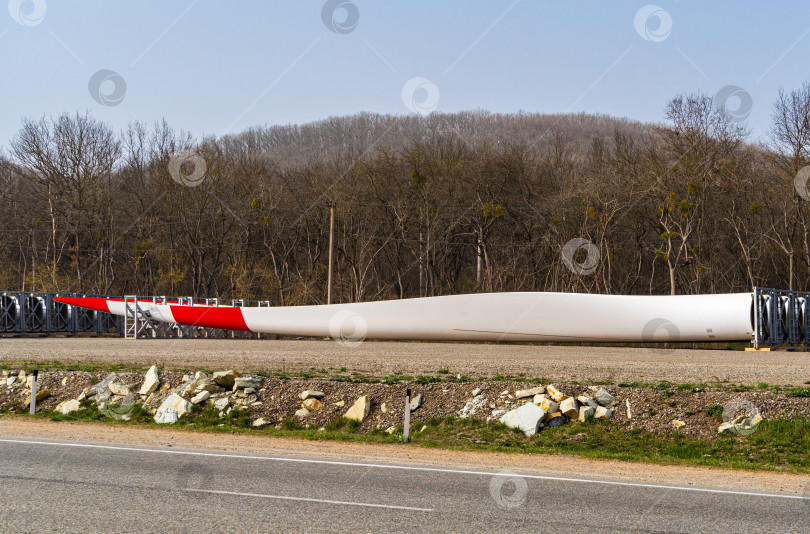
[234,376,262,390]
[154,393,191,424]
[560,397,579,419]
[472,388,483,397]
[302,398,323,411]
[295,407,310,418]
[214,397,229,411]
[718,422,735,433]
[299,390,325,401]
[380,402,388,413]
[55,399,81,415]
[515,386,545,399]
[594,406,613,419]
[344,395,370,422]
[536,397,560,414]
[191,391,210,405]
[409,394,423,411]
[213,370,240,388]
[546,385,566,403]
[194,371,208,381]
[625,399,632,419]
[61,376,69,386]
[578,405,595,422]
[594,388,615,406]
[499,402,547,436]
[577,395,598,409]
[139,366,160,396]
[458,394,488,418]
[385,426,397,434]
[108,383,130,396]
[252,417,269,428]
[5,377,14,387]
[671,419,686,428]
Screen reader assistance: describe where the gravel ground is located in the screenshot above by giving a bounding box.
[1,337,810,385]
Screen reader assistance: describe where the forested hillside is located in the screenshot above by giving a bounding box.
[1,84,809,304]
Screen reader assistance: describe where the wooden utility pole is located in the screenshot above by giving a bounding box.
[327,201,336,305]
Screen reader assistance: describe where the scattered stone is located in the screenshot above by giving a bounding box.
[380,402,388,413]
[546,385,566,403]
[195,379,225,394]
[594,388,615,406]
[159,383,171,392]
[194,371,209,381]
[625,399,632,419]
[671,419,686,429]
[181,374,193,383]
[61,376,69,386]
[577,395,598,410]
[191,391,211,405]
[234,376,262,390]
[344,395,371,422]
[90,373,118,394]
[385,426,397,434]
[108,383,130,396]
[252,417,269,428]
[543,411,563,423]
[213,397,229,411]
[472,388,483,397]
[458,394,488,418]
[499,390,510,397]
[560,397,579,419]
[499,402,547,436]
[243,387,256,395]
[24,388,50,406]
[545,414,567,428]
[300,390,325,401]
[594,406,613,420]
[295,408,310,418]
[6,377,15,387]
[718,422,735,433]
[55,399,81,415]
[213,370,240,388]
[515,386,545,399]
[578,405,595,422]
[139,366,160,396]
[154,393,191,424]
[335,400,345,407]
[302,398,323,411]
[535,396,560,414]
[409,394,423,412]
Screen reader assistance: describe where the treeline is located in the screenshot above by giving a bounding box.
[1,85,809,303]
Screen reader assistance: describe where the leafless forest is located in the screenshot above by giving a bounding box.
[1,84,810,303]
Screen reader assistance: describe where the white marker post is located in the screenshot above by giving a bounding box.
[403,388,411,443]
[29,369,38,415]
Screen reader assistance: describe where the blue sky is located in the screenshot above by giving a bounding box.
[1,1,808,148]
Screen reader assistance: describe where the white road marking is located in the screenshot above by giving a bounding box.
[184,488,433,512]
[1,437,807,502]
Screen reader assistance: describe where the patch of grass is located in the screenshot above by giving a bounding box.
[732,384,753,392]
[676,383,694,391]
[414,375,441,384]
[706,405,724,419]
[618,381,647,389]
[436,369,450,375]
[656,381,672,390]
[787,386,810,398]
[325,417,361,433]
[757,382,770,390]
[338,367,347,373]
[660,391,675,398]
[685,411,695,417]
[648,408,658,416]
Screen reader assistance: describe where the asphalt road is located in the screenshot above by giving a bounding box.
[0,436,807,533]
